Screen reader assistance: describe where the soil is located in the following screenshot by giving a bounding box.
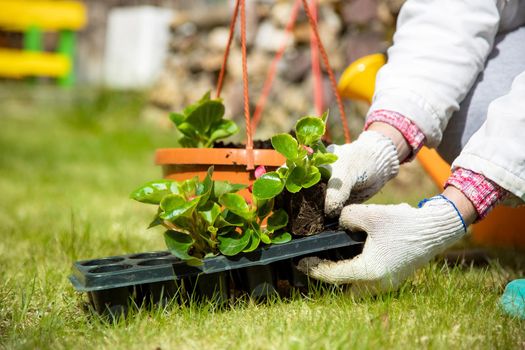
[276,181,327,236]
[213,139,273,149]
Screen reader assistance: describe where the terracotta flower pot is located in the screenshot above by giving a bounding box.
[155,148,285,198]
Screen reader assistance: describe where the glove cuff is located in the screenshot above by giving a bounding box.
[358,130,400,181]
[364,109,425,162]
[445,168,508,220]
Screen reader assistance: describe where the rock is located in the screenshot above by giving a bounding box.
[271,2,294,28]
[208,27,231,51]
[255,21,293,52]
[341,0,378,26]
[278,49,311,83]
[344,32,387,64]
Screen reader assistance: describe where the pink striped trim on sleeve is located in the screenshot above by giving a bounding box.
[364,109,425,162]
[445,168,508,220]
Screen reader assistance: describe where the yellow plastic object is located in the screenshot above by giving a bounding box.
[338,53,386,102]
[0,49,70,78]
[0,0,86,31]
[338,53,525,249]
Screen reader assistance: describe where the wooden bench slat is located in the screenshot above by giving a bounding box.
[0,49,70,77]
[0,0,86,31]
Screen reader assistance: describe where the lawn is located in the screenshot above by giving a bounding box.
[0,85,523,349]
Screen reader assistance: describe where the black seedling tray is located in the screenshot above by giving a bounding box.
[69,230,363,315]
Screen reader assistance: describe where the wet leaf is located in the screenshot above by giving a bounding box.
[164,230,194,260]
[218,230,251,256]
[295,116,325,146]
[130,180,179,204]
[271,133,298,160]
[252,171,284,199]
[271,231,292,244]
[312,152,338,166]
[160,195,200,221]
[219,193,253,220]
[267,209,288,232]
[242,229,261,252]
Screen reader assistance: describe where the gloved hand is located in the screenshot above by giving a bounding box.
[298,196,467,295]
[324,130,400,217]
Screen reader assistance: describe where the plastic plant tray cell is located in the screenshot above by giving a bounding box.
[69,230,363,314]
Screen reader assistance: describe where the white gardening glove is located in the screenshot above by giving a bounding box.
[298,196,467,294]
[325,130,400,217]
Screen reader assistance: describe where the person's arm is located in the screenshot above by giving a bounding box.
[451,71,525,203]
[368,0,501,148]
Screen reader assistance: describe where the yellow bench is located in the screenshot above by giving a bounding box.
[338,53,525,249]
[0,0,86,86]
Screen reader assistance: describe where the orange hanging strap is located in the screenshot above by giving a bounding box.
[240,0,254,170]
[216,0,240,98]
[309,0,323,116]
[301,0,351,143]
[251,0,301,131]
[308,0,331,142]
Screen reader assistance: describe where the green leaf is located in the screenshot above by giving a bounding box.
[312,152,338,166]
[177,122,198,138]
[295,116,325,146]
[320,110,329,123]
[171,216,193,232]
[252,172,285,200]
[260,231,271,244]
[199,202,221,225]
[303,166,321,188]
[178,136,198,148]
[212,181,247,201]
[319,166,331,180]
[256,198,274,219]
[169,112,185,126]
[130,180,179,204]
[285,166,305,193]
[218,230,251,256]
[242,229,261,252]
[147,214,163,229]
[160,194,200,221]
[197,166,214,207]
[271,134,298,160]
[219,193,253,220]
[164,230,194,260]
[186,100,225,134]
[267,209,288,232]
[207,119,239,145]
[271,231,292,244]
[217,211,245,228]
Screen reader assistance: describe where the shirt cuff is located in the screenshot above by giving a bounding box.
[445,168,508,220]
[364,109,425,162]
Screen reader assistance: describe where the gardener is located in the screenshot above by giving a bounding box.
[299,0,525,317]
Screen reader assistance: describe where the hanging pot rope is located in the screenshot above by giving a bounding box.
[216,0,351,171]
[301,0,350,143]
[239,0,254,170]
[215,0,239,98]
[251,0,301,131]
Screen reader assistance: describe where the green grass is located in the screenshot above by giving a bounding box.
[0,85,524,349]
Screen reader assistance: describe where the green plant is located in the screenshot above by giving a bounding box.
[252,113,337,200]
[130,167,291,263]
[169,92,239,148]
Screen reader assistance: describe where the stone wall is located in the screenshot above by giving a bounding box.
[148,0,405,141]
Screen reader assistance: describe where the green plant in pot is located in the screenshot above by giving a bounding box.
[169,91,239,148]
[252,112,337,235]
[130,167,291,264]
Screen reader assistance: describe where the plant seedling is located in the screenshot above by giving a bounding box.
[130,167,291,264]
[169,91,239,148]
[251,112,337,200]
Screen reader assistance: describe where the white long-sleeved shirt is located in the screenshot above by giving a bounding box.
[368,0,525,201]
